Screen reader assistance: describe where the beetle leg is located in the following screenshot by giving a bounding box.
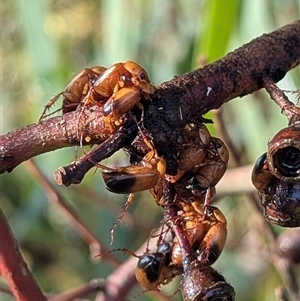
[203,186,212,216]
[39,92,63,120]
[40,107,63,120]
[81,81,93,96]
[110,193,135,245]
[134,116,158,155]
[136,102,145,124]
[97,246,139,260]
[189,187,212,221]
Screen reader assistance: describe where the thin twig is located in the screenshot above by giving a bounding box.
[48,279,105,301]
[264,80,300,125]
[0,208,47,301]
[25,159,120,266]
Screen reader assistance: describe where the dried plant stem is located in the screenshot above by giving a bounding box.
[0,208,47,301]
[264,80,300,125]
[48,279,105,301]
[24,159,120,266]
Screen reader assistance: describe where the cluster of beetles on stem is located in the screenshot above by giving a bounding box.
[40,60,300,301]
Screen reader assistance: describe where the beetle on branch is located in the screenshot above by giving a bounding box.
[1,21,299,177]
[1,20,300,301]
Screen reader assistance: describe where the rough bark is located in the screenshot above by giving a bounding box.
[0,20,300,301]
[0,21,299,176]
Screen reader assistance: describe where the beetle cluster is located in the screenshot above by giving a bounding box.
[135,203,228,290]
[40,61,155,131]
[41,62,235,300]
[252,125,300,227]
[102,123,235,300]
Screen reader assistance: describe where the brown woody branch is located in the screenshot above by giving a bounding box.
[47,279,105,301]
[264,80,300,125]
[0,208,47,301]
[0,106,136,173]
[1,21,299,179]
[54,119,138,186]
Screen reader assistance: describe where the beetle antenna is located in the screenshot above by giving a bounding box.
[96,247,139,259]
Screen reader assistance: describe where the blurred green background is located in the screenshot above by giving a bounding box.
[1,0,299,300]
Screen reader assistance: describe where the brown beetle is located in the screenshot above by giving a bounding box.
[135,200,228,290]
[186,137,229,194]
[102,149,166,194]
[151,125,229,204]
[40,66,106,119]
[135,242,181,290]
[169,124,211,183]
[80,61,155,128]
[172,200,228,266]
